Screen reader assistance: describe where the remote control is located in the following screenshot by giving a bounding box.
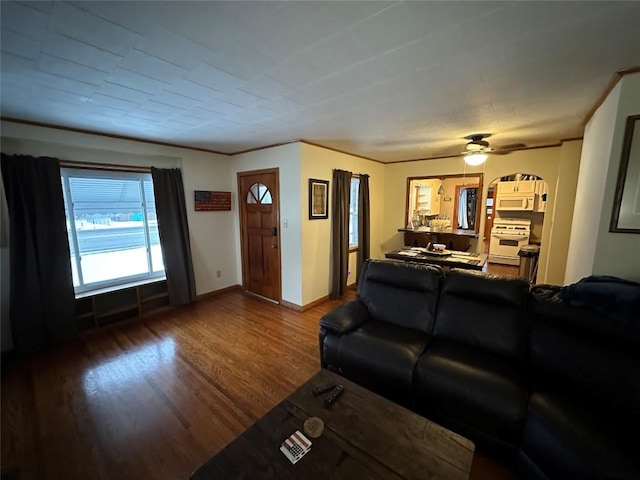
[313,383,336,396]
[323,384,344,407]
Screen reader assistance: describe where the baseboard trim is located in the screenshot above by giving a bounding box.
[196,284,242,302]
[301,295,329,312]
[280,299,302,312]
[282,284,357,313]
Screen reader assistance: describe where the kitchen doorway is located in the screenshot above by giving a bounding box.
[485,173,548,281]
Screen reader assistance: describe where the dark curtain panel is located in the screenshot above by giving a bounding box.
[357,174,370,282]
[151,167,196,305]
[0,154,76,353]
[330,169,352,299]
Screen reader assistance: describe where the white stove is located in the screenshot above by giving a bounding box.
[489,218,531,265]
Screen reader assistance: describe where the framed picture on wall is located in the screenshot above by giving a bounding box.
[610,114,640,233]
[309,179,329,219]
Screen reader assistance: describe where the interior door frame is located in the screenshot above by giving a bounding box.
[452,184,480,230]
[237,167,282,302]
[405,173,483,233]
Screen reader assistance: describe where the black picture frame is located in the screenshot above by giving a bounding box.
[309,179,329,220]
[610,114,640,233]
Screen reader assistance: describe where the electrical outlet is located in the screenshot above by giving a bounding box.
[283,219,289,228]
[216,270,221,278]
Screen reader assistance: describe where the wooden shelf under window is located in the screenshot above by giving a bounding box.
[75,279,168,330]
[95,304,139,320]
[141,292,169,303]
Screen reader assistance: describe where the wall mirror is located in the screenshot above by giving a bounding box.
[405,174,483,233]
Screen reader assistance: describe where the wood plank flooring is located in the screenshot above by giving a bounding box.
[1,290,518,480]
[484,262,520,277]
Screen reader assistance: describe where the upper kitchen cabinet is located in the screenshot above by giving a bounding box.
[497,179,537,195]
[535,179,548,212]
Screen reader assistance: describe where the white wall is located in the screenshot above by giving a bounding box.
[230,143,303,306]
[384,141,583,285]
[590,73,640,281]
[564,84,622,282]
[0,121,236,300]
[300,143,385,305]
[178,155,238,295]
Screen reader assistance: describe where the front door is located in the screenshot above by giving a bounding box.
[238,169,281,302]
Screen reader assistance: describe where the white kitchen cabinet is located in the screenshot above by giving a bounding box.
[497,180,536,195]
[413,180,441,214]
[535,180,548,212]
[517,181,536,194]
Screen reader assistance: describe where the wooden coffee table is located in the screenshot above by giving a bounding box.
[191,369,475,479]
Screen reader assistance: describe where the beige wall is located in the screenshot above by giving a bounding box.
[439,177,462,219]
[300,143,385,305]
[0,120,237,297]
[384,141,583,284]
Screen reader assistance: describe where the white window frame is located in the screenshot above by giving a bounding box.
[61,168,165,294]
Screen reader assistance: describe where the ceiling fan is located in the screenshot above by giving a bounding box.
[462,134,526,165]
[462,134,492,165]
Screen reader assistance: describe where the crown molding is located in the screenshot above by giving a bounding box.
[299,140,384,164]
[583,66,640,126]
[383,137,584,165]
[0,117,231,156]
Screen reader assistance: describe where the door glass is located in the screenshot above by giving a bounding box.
[247,183,271,204]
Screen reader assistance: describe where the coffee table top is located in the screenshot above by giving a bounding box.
[191,369,474,479]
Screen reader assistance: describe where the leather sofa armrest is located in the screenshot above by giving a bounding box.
[319,300,369,334]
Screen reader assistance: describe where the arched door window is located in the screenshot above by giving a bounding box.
[247,183,272,204]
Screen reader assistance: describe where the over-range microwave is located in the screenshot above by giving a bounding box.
[495,194,535,211]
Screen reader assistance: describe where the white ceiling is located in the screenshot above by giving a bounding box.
[1,1,639,162]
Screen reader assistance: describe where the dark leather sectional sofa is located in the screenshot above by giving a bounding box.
[319,260,640,480]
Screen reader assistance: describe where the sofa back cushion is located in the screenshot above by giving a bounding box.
[357,260,443,334]
[529,296,640,419]
[433,270,529,359]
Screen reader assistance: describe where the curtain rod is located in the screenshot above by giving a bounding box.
[59,160,151,173]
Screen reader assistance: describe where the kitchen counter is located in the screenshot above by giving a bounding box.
[385,248,488,271]
[398,227,478,238]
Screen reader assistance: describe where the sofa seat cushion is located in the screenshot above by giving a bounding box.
[336,320,430,404]
[519,391,640,480]
[414,340,527,449]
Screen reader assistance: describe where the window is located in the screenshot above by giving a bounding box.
[349,177,360,248]
[61,168,165,294]
[246,183,272,204]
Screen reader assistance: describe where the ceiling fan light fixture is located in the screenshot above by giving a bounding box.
[464,153,488,166]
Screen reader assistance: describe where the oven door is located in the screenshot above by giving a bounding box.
[489,232,529,265]
[490,233,529,256]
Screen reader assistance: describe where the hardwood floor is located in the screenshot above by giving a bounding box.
[484,262,520,277]
[1,290,518,480]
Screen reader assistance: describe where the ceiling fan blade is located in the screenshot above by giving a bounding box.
[492,143,527,155]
